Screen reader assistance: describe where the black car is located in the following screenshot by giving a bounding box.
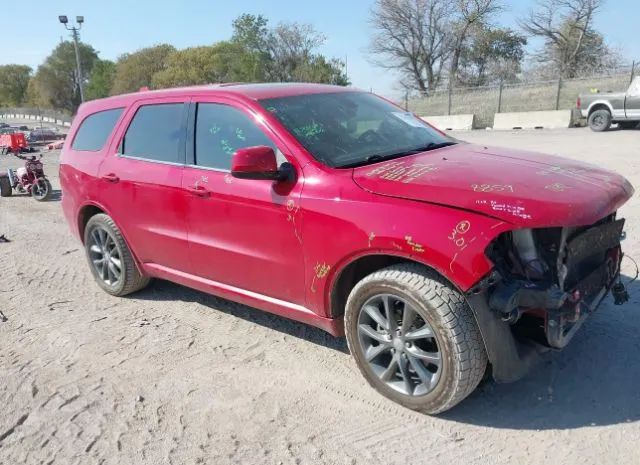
[27,128,62,142]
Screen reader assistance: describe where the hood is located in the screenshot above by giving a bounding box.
[352,143,634,228]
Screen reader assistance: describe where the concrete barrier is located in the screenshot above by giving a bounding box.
[493,110,572,130]
[420,114,475,131]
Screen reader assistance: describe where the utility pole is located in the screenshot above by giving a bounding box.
[59,15,85,103]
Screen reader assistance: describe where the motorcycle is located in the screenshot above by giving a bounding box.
[0,152,52,201]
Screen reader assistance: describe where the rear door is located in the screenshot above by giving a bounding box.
[181,97,306,305]
[60,107,125,238]
[625,77,640,119]
[97,98,191,272]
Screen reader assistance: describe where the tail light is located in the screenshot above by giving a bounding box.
[576,96,581,109]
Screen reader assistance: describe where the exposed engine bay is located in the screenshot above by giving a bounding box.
[482,214,628,350]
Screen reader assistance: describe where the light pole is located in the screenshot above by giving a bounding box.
[59,15,85,102]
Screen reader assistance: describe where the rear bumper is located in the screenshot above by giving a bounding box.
[61,191,81,242]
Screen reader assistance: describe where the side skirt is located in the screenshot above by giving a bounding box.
[144,263,344,337]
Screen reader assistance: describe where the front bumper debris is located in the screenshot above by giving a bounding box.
[466,216,628,381]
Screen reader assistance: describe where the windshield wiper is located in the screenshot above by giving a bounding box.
[337,141,457,168]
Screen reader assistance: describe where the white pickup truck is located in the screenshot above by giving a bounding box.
[578,76,640,131]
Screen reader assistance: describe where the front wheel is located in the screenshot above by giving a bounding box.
[31,178,52,201]
[345,263,487,414]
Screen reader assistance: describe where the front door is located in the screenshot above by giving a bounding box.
[181,99,306,305]
[625,77,640,119]
[97,98,191,272]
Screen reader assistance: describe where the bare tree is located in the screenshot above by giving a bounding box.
[265,23,326,82]
[519,0,609,77]
[448,0,503,84]
[369,0,452,95]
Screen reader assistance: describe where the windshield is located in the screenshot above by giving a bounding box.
[260,92,455,168]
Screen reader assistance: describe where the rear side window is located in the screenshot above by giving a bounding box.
[71,108,124,151]
[122,103,184,163]
[195,103,275,170]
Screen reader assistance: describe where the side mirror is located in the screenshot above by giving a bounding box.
[231,146,291,181]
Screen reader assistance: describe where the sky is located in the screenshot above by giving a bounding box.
[1,0,638,99]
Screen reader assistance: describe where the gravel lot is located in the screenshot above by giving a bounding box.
[1,127,639,465]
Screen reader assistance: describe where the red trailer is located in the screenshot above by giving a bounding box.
[0,132,29,154]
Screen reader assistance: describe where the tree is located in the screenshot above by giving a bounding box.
[519,0,616,77]
[152,42,260,88]
[264,22,325,81]
[230,15,349,85]
[292,56,349,85]
[0,65,32,106]
[29,41,98,112]
[85,59,116,100]
[232,13,269,54]
[448,0,503,84]
[457,27,526,85]
[368,0,452,95]
[111,44,176,95]
[230,14,271,80]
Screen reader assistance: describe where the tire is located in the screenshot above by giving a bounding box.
[345,263,487,414]
[31,178,52,201]
[618,121,638,130]
[84,213,150,296]
[588,109,612,132]
[0,175,12,197]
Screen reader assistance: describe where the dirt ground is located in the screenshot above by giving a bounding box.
[1,127,639,465]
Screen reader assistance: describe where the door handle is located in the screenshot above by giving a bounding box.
[186,185,211,198]
[101,173,120,183]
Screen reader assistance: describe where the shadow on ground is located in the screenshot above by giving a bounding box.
[445,273,640,430]
[47,189,62,201]
[134,279,349,354]
[133,273,640,430]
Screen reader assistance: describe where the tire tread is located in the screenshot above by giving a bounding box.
[85,213,150,296]
[344,263,487,414]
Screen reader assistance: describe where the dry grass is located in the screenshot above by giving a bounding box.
[409,73,633,128]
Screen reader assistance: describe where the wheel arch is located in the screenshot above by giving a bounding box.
[328,252,462,319]
[77,202,107,243]
[587,100,614,117]
[76,201,146,276]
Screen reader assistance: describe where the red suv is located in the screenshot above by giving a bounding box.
[60,84,633,413]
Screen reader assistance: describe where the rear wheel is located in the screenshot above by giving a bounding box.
[588,109,612,132]
[0,175,12,197]
[345,263,487,414]
[84,214,150,296]
[31,178,51,201]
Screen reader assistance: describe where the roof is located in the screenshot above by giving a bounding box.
[80,83,358,114]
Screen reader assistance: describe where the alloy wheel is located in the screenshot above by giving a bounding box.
[357,293,441,396]
[88,226,122,286]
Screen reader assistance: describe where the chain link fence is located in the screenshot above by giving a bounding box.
[0,107,73,127]
[409,63,637,128]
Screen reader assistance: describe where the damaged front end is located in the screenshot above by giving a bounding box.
[467,214,628,383]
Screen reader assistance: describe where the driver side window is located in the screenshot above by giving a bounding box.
[195,103,276,170]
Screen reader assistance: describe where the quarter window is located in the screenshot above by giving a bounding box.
[71,108,124,151]
[122,103,185,163]
[195,103,275,170]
